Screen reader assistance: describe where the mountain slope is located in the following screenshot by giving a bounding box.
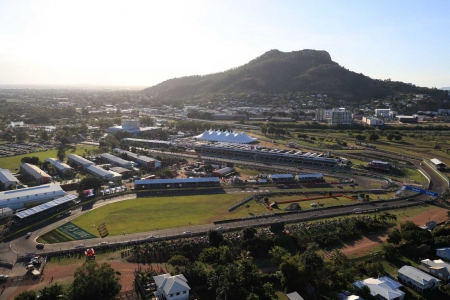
[143,49,445,102]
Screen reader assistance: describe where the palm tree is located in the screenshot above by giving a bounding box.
[330,249,347,267]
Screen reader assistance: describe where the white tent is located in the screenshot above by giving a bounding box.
[194,129,257,144]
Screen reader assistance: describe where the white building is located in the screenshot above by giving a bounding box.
[86,165,122,182]
[436,248,450,260]
[398,266,439,292]
[194,129,257,144]
[67,154,95,169]
[315,109,332,121]
[45,158,74,175]
[330,111,352,125]
[0,184,66,210]
[375,109,397,118]
[362,116,384,126]
[100,153,134,169]
[153,273,190,300]
[353,276,405,300]
[0,168,19,190]
[420,259,450,283]
[106,119,161,135]
[0,207,13,219]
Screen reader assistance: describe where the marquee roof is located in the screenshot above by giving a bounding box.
[194,129,257,144]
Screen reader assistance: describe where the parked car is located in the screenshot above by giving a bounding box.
[183,231,192,235]
[216,226,225,231]
[99,242,108,245]
[75,244,85,249]
[353,208,361,211]
[0,275,8,280]
[147,236,156,240]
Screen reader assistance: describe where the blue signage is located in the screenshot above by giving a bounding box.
[405,186,439,197]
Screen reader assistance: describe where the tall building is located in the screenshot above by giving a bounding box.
[330,111,352,125]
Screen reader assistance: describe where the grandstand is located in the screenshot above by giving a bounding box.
[295,173,325,183]
[123,138,174,149]
[269,174,295,184]
[193,143,338,167]
[366,160,391,171]
[14,194,77,222]
[134,177,220,189]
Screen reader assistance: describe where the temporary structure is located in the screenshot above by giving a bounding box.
[194,129,257,144]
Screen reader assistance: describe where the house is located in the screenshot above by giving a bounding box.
[436,248,450,260]
[420,259,450,283]
[153,273,190,300]
[353,276,405,300]
[397,265,440,292]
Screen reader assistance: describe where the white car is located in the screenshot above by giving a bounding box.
[99,242,108,245]
[216,226,225,231]
[26,232,32,238]
[75,244,85,249]
[0,275,8,280]
[353,208,361,211]
[183,231,192,235]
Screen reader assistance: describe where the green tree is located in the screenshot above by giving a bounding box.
[387,228,402,245]
[78,176,104,194]
[242,227,257,240]
[208,229,224,247]
[387,133,395,141]
[41,130,49,141]
[394,135,402,142]
[14,291,38,300]
[57,146,66,162]
[369,133,379,142]
[268,245,290,265]
[39,283,65,300]
[260,124,267,135]
[381,243,398,259]
[69,261,121,300]
[355,134,366,141]
[168,254,189,268]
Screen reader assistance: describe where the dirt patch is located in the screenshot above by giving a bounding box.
[333,207,449,258]
[7,262,168,300]
[401,207,449,226]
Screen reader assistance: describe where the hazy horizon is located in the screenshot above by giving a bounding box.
[1,0,450,89]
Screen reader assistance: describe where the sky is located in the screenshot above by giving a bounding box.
[0,0,449,88]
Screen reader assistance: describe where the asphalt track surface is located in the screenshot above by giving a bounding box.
[8,150,448,256]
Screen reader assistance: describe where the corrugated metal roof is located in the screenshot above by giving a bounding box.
[15,194,77,219]
[0,168,18,184]
[136,177,220,185]
[269,174,294,179]
[67,154,94,166]
[0,184,64,201]
[296,173,323,178]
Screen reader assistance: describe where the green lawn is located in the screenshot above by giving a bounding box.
[0,145,97,171]
[71,194,247,236]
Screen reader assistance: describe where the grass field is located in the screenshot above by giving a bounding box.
[38,190,399,243]
[0,144,97,171]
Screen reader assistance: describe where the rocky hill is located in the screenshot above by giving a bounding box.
[143,49,446,103]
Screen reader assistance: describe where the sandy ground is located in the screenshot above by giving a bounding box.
[338,207,449,257]
[6,262,167,300]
